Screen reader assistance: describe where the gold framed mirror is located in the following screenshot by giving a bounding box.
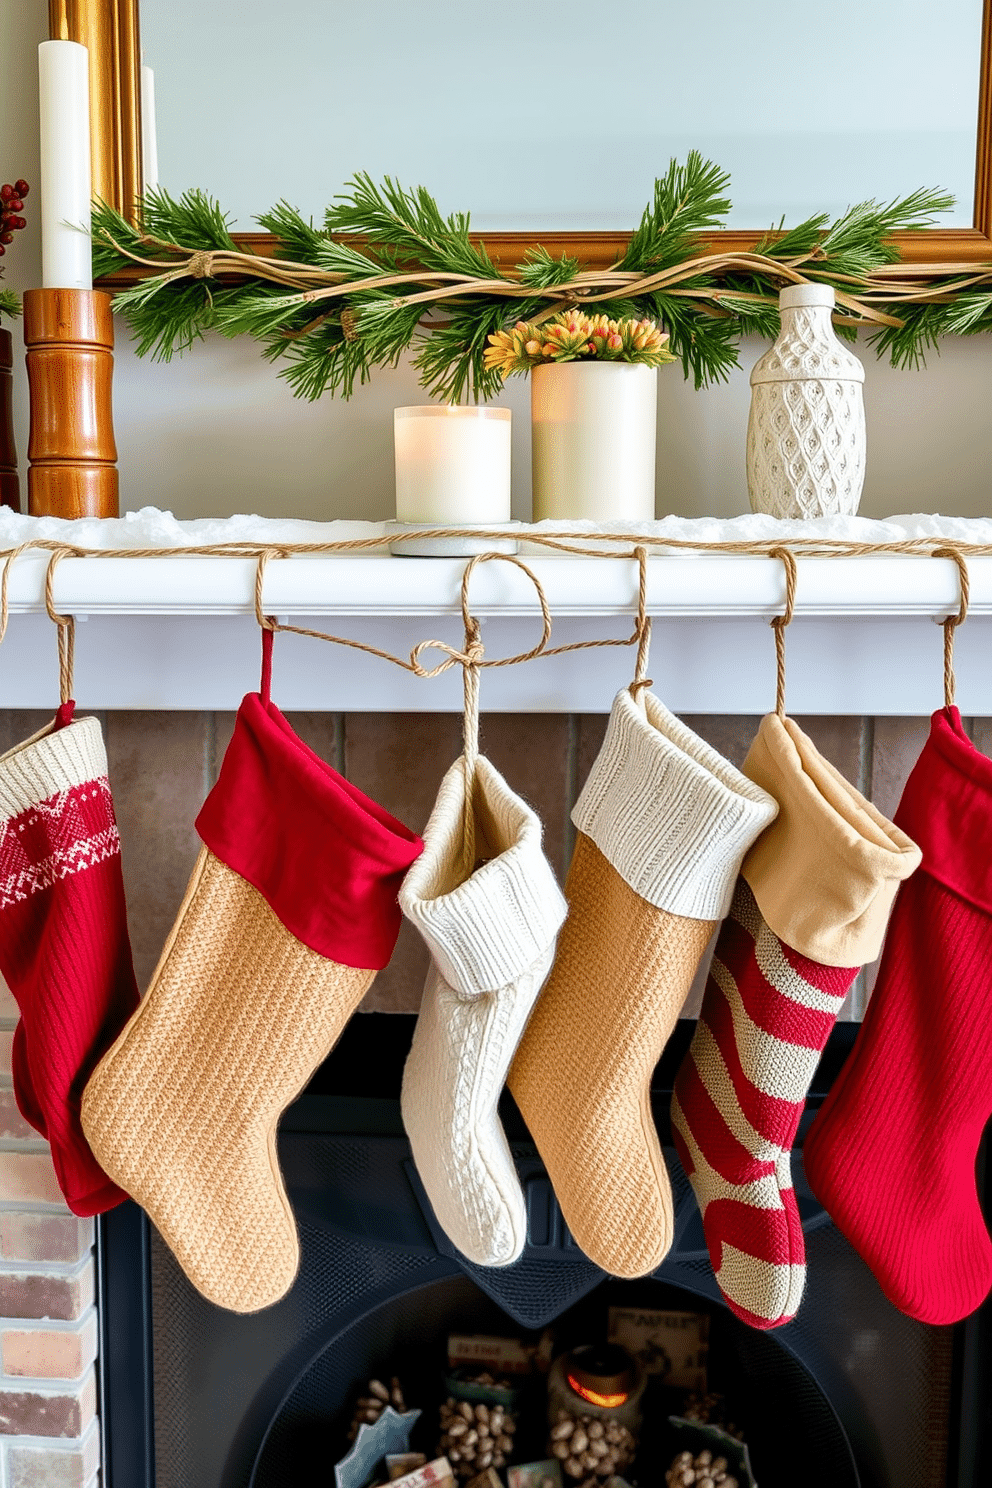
[54,0,992,273]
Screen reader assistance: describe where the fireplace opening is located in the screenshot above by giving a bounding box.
[247,1272,857,1488]
[96,1016,985,1488]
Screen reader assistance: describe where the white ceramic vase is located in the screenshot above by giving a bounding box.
[531,361,657,522]
[746,283,866,519]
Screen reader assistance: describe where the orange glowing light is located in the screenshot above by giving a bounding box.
[566,1373,629,1409]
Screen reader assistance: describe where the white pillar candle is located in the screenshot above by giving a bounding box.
[394,406,512,524]
[38,40,92,291]
[141,65,159,194]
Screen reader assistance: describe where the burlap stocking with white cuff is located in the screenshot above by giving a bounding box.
[82,668,422,1313]
[401,755,567,1267]
[509,689,777,1278]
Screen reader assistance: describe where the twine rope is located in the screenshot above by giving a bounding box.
[769,546,798,718]
[97,227,992,336]
[933,546,971,708]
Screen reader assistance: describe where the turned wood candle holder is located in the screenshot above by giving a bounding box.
[24,288,119,518]
[0,328,19,512]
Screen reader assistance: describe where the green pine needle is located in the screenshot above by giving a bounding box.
[0,289,20,320]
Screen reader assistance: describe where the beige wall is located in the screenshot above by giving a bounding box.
[3,0,992,523]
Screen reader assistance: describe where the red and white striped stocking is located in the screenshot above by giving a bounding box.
[671,713,920,1328]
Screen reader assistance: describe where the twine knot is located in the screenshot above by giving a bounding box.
[186,251,216,280]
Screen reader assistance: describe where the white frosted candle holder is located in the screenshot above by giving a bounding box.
[391,405,515,555]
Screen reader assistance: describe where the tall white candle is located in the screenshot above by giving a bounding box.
[394,406,512,523]
[38,40,92,291]
[141,64,159,193]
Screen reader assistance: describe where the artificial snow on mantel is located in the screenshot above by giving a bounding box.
[0,508,990,716]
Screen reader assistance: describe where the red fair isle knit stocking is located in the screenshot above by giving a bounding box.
[0,704,140,1215]
[672,713,920,1328]
[805,707,992,1325]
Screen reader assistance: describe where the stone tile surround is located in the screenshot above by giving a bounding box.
[0,708,956,1486]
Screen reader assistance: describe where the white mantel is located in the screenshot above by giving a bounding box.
[0,545,988,714]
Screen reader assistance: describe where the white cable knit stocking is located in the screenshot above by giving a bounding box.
[400,755,567,1268]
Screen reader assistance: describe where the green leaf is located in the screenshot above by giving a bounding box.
[0,288,21,320]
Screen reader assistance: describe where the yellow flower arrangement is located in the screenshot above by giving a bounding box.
[484,311,675,377]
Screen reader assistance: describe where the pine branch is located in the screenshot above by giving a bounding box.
[210,285,325,341]
[326,173,501,279]
[118,281,233,360]
[616,153,732,273]
[413,303,514,403]
[254,200,382,276]
[270,318,374,401]
[140,187,238,252]
[91,199,154,279]
[517,246,582,288]
[813,189,950,276]
[0,289,20,320]
[648,294,742,388]
[868,292,992,368]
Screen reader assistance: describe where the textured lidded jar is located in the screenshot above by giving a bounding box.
[746,283,866,519]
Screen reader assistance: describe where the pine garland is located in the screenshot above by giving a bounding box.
[90,155,992,401]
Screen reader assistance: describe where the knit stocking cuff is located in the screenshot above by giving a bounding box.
[894,707,992,914]
[572,690,778,921]
[400,756,567,997]
[0,717,107,820]
[196,693,423,970]
[742,713,921,967]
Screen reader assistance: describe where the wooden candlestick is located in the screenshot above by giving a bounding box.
[24,288,118,518]
[0,328,19,512]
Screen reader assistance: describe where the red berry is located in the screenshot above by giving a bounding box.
[8,200,22,213]
[0,234,11,245]
[0,246,6,256]
[0,185,12,202]
[9,218,24,230]
[14,180,28,196]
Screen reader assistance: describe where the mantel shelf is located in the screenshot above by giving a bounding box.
[0,552,987,715]
[5,552,991,618]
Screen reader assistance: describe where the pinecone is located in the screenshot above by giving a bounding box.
[347,1377,408,1441]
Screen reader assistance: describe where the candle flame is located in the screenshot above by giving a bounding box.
[566,1373,629,1409]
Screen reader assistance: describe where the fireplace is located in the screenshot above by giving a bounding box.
[95,1015,990,1488]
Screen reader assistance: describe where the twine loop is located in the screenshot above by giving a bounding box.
[0,543,36,650]
[253,547,290,632]
[44,547,83,707]
[769,546,797,718]
[933,546,970,708]
[628,546,653,697]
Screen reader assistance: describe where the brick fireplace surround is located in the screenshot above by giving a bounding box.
[0,706,962,1488]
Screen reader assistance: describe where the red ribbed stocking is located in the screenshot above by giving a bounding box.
[805,707,992,1324]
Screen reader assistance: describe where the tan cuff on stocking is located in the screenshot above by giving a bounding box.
[741,714,921,967]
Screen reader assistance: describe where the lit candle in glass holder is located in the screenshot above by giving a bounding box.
[394,405,511,525]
